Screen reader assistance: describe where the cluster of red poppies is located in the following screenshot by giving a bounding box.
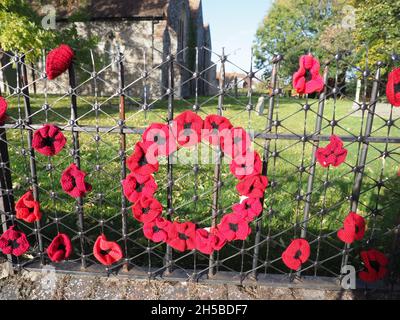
[123,110,267,254]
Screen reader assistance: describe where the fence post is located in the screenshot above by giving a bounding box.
[68,63,87,269]
[251,54,281,279]
[300,65,330,239]
[20,55,45,266]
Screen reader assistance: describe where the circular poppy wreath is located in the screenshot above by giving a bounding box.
[123,110,268,254]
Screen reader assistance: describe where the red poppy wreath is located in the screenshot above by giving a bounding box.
[123,111,268,254]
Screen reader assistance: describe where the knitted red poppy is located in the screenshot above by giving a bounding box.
[15,190,42,223]
[222,127,252,158]
[143,218,171,243]
[217,213,251,241]
[282,238,311,271]
[359,249,389,283]
[47,233,73,262]
[122,172,157,203]
[386,68,400,107]
[60,163,92,198]
[127,141,159,176]
[0,96,8,124]
[293,54,324,94]
[32,124,66,156]
[132,196,163,224]
[236,175,268,198]
[230,151,262,180]
[142,123,177,156]
[203,114,233,146]
[93,234,123,266]
[167,222,197,252]
[172,110,204,147]
[195,228,226,255]
[0,226,30,256]
[316,135,348,168]
[232,197,263,222]
[46,44,74,80]
[337,211,366,244]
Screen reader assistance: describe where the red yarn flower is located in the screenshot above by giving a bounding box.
[293,54,324,94]
[0,96,8,124]
[143,218,171,243]
[232,198,263,222]
[132,196,163,224]
[316,135,348,167]
[203,114,233,146]
[172,110,203,147]
[230,151,262,180]
[0,226,29,256]
[142,123,177,156]
[46,44,74,80]
[60,163,92,198]
[236,175,268,198]
[217,213,251,241]
[195,228,226,255]
[222,127,252,158]
[93,234,123,266]
[15,190,42,223]
[337,212,366,244]
[122,172,157,203]
[167,222,197,252]
[386,68,400,107]
[47,233,73,262]
[282,238,311,271]
[32,124,66,156]
[359,249,389,283]
[127,142,159,176]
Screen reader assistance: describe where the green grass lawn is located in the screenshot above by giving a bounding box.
[3,92,400,277]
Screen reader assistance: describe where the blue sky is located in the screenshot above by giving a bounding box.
[202,0,272,71]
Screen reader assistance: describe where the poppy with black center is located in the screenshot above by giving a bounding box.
[386,68,400,107]
[132,196,162,224]
[166,221,196,252]
[173,110,203,147]
[281,238,311,271]
[32,124,67,156]
[359,249,389,283]
[143,218,171,243]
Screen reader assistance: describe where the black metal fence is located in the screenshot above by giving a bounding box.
[0,44,399,292]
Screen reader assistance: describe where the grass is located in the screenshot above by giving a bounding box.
[3,91,400,278]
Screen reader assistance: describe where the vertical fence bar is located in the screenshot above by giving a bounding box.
[117,48,129,272]
[165,53,174,275]
[20,56,45,265]
[251,55,281,279]
[209,48,225,278]
[68,63,87,269]
[300,65,329,239]
[342,63,382,269]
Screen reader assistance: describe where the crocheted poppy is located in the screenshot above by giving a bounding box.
[142,123,177,157]
[127,142,159,176]
[93,234,123,266]
[0,226,29,256]
[122,172,157,203]
[230,151,262,180]
[167,221,196,252]
[132,196,163,224]
[316,135,348,167]
[0,96,8,124]
[217,213,251,241]
[209,227,227,250]
[203,114,233,146]
[236,175,268,198]
[222,127,252,158]
[359,249,389,283]
[172,110,204,147]
[15,190,42,223]
[60,163,92,198]
[195,228,223,255]
[386,68,400,107]
[47,233,73,262]
[232,198,263,222]
[293,54,324,94]
[32,124,66,156]
[282,238,311,271]
[337,211,366,244]
[143,218,171,243]
[46,44,74,80]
